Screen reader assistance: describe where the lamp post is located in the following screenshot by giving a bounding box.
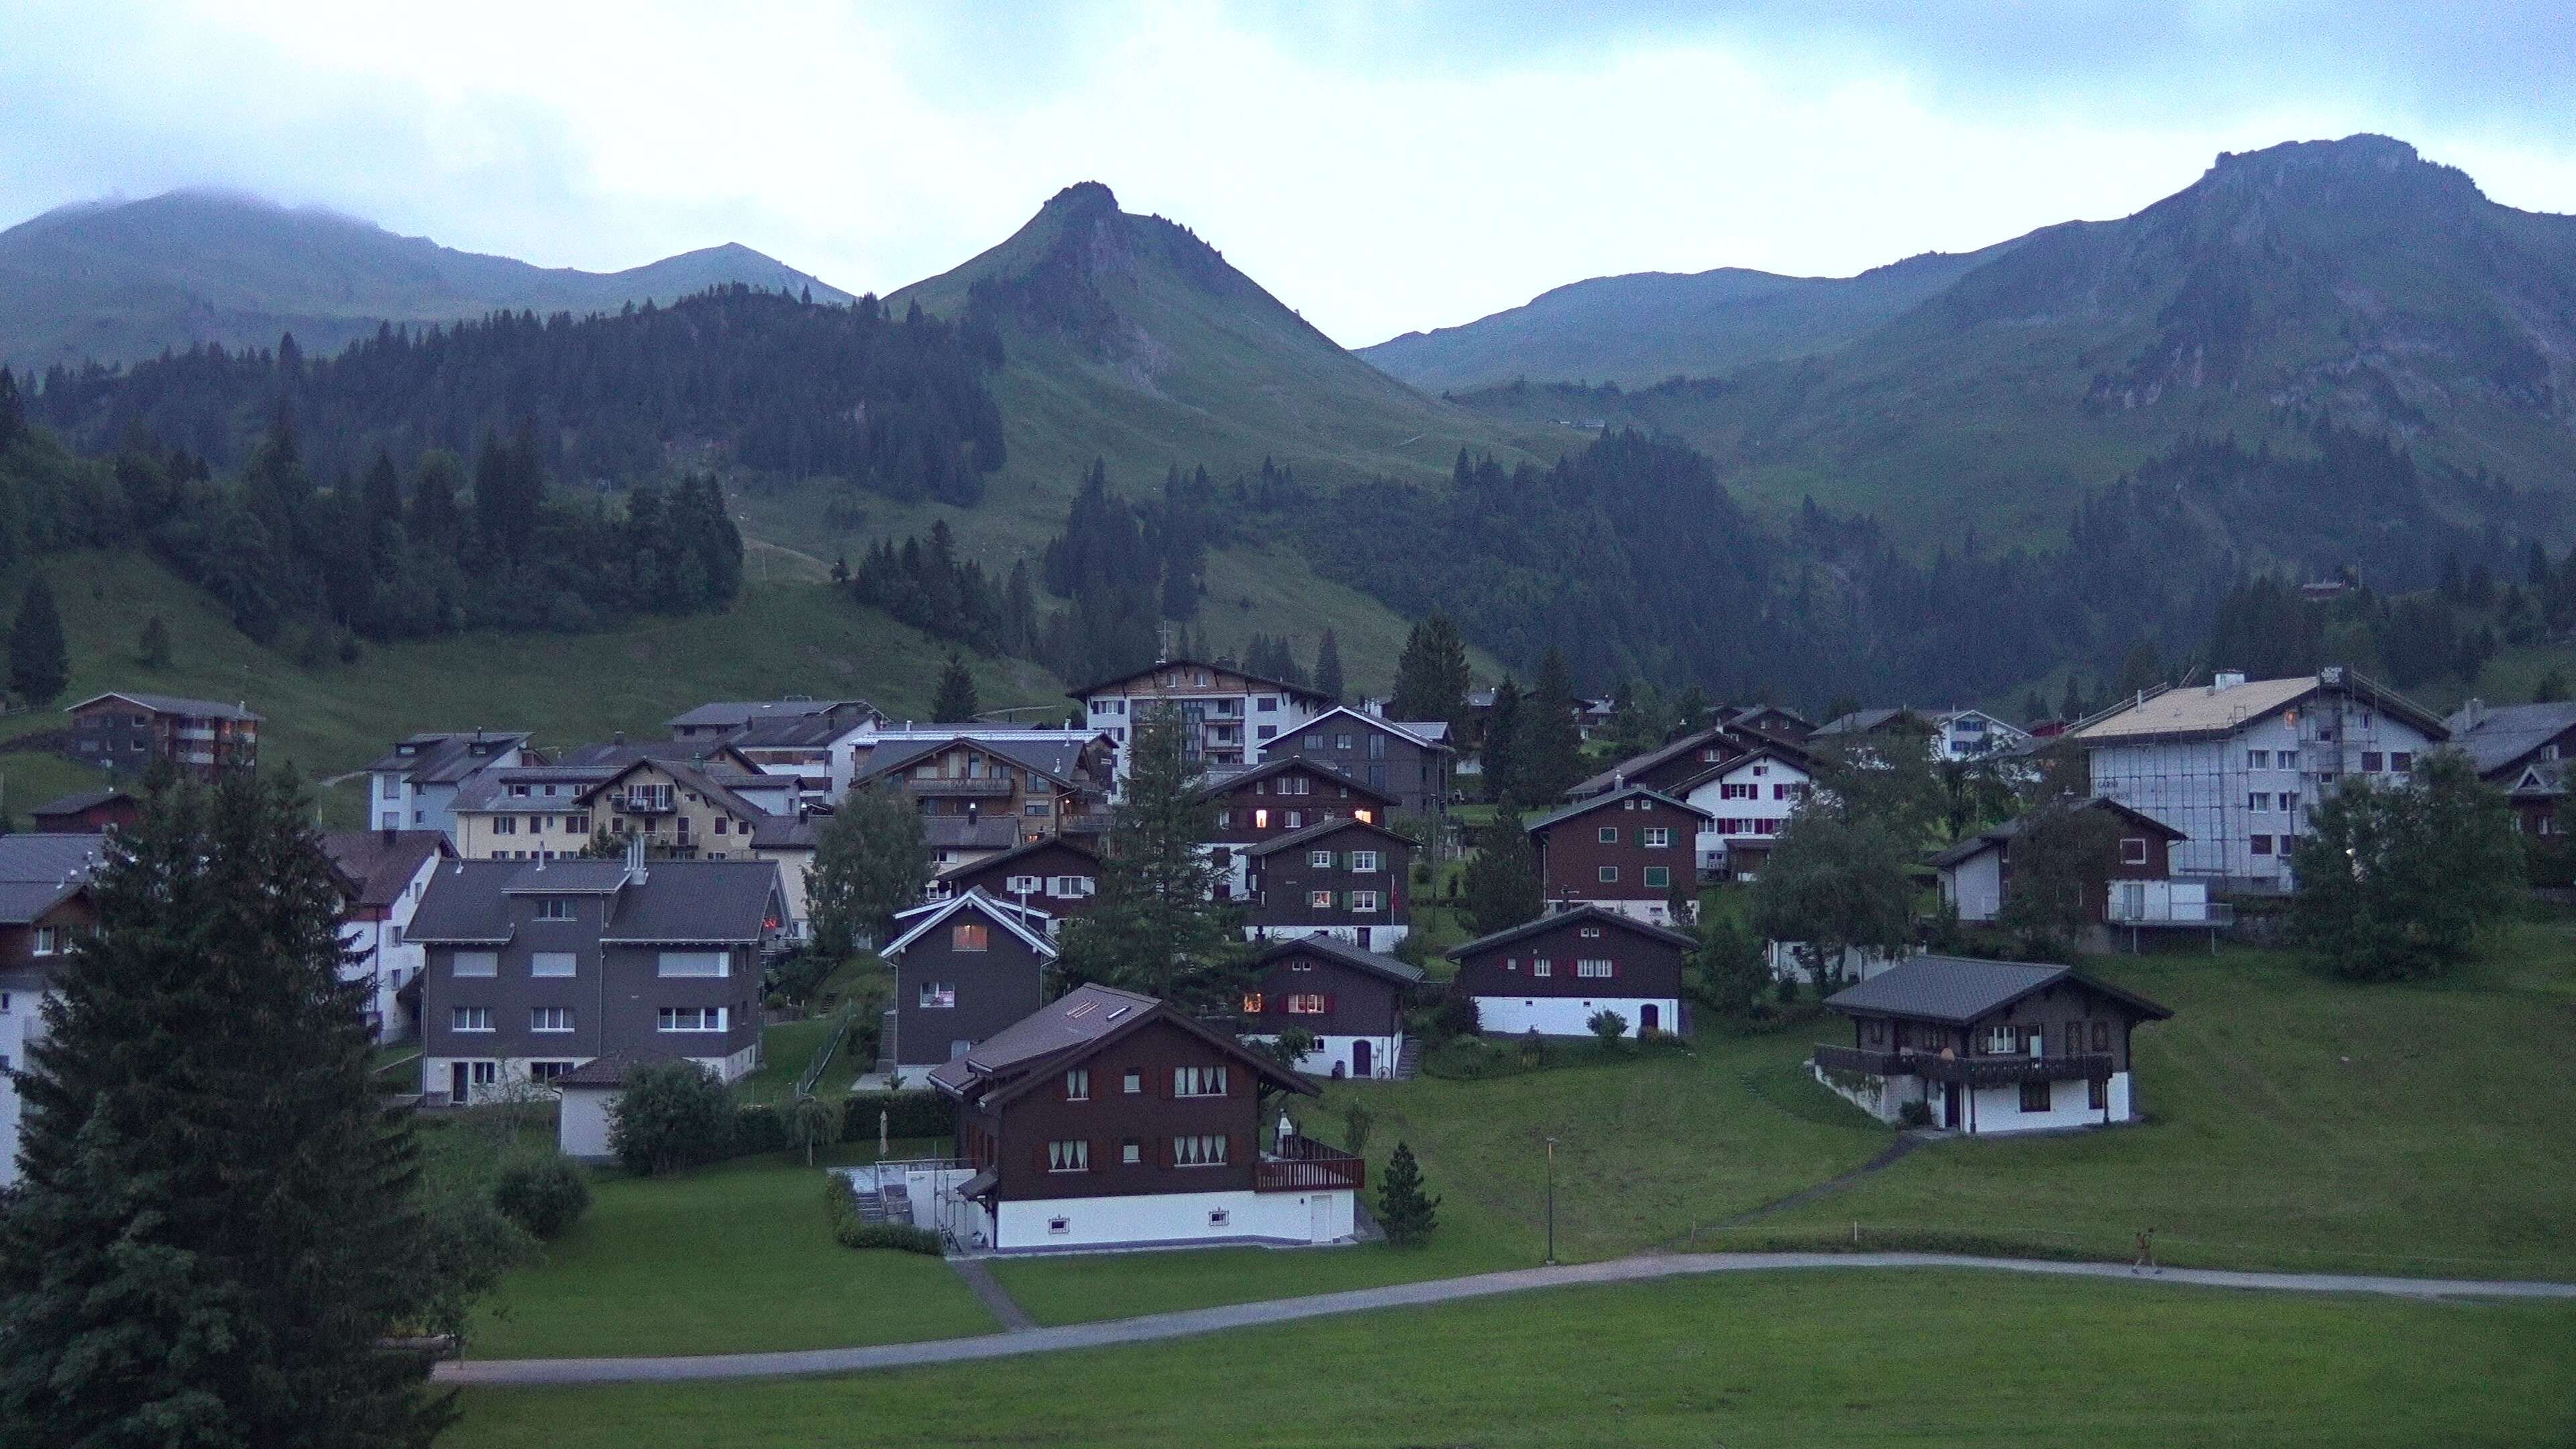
[1543,1136,1558,1266]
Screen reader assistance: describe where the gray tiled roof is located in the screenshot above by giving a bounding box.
[665,699,876,731]
[319,830,451,909]
[2445,701,2576,777]
[928,983,1163,1089]
[1446,903,1699,958]
[852,733,1104,791]
[362,731,531,784]
[1813,707,1911,737]
[1823,954,2174,1025]
[1242,816,1419,857]
[555,1046,688,1089]
[32,788,134,816]
[1925,797,2186,869]
[925,817,1022,851]
[1194,755,1396,804]
[0,834,110,924]
[407,859,780,945]
[1523,784,1711,833]
[1570,725,1739,797]
[1251,934,1424,985]
[68,690,262,722]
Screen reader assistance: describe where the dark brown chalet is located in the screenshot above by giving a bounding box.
[1524,785,1712,928]
[1202,757,1401,844]
[930,838,1104,925]
[1813,955,2173,1134]
[1448,904,1695,1039]
[28,789,143,834]
[64,691,262,778]
[928,984,1360,1250]
[0,835,109,1191]
[1239,935,1425,1081]
[879,890,1055,1084]
[1240,816,1417,954]
[1258,707,1454,820]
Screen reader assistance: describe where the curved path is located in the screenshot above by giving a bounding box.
[434,1251,2576,1387]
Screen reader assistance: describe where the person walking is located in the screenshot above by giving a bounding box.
[2133,1228,2159,1275]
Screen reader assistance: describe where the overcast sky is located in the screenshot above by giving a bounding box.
[5,1,2573,346]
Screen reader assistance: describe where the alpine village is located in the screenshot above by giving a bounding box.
[1,38,2573,1449]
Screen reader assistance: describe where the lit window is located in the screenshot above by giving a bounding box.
[1286,994,1326,1014]
[952,922,989,952]
[1254,808,1271,829]
[1309,890,1335,909]
[919,981,957,1008]
[1241,991,1265,1014]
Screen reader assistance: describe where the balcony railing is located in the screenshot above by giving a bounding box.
[619,792,676,814]
[1255,1133,1365,1193]
[1057,813,1112,835]
[1814,1044,2115,1086]
[2106,899,2235,926]
[910,776,1016,798]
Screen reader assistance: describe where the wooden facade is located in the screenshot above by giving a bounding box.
[1525,786,1712,924]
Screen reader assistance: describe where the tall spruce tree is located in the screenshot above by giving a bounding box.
[1518,649,1587,802]
[1313,629,1345,703]
[1375,1140,1441,1248]
[1460,804,1543,934]
[932,653,980,722]
[1057,705,1240,1009]
[1480,676,1525,804]
[8,576,68,704]
[1389,614,1470,733]
[0,775,457,1445]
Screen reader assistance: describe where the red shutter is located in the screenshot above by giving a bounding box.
[1322,993,1336,1015]
[1160,1065,1174,1101]
[1034,1140,1049,1172]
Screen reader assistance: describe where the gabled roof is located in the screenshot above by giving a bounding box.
[363,731,531,783]
[31,788,138,817]
[454,751,771,824]
[2070,670,2447,746]
[319,830,453,908]
[850,732,1105,792]
[66,690,262,722]
[748,814,821,850]
[1524,784,1713,833]
[1672,743,1813,798]
[881,888,1057,961]
[1067,656,1332,706]
[665,699,879,732]
[1243,815,1421,857]
[1925,797,2188,869]
[1569,725,1736,798]
[2508,761,2566,798]
[1813,707,1916,737]
[0,833,109,924]
[555,1046,689,1089]
[2445,701,2576,778]
[1823,955,2174,1026]
[933,835,1102,883]
[1250,934,1424,986]
[407,859,780,945]
[927,983,1317,1106]
[1266,706,1454,754]
[1447,903,1699,959]
[1195,755,1399,806]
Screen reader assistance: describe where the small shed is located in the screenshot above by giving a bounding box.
[554,1049,681,1162]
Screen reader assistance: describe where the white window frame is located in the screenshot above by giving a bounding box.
[657,951,729,978]
[1173,1065,1229,1097]
[919,981,957,1009]
[530,951,576,978]
[453,951,498,978]
[1309,849,1334,867]
[1048,1139,1090,1173]
[1350,850,1380,873]
[451,1006,494,1032]
[530,1006,574,1033]
[1577,958,1613,979]
[656,1006,729,1032]
[1173,1133,1229,1167]
[1350,890,1381,912]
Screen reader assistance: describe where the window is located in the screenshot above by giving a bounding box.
[1023,800,1051,817]
[714,818,729,835]
[450,1006,494,1033]
[2391,751,2413,772]
[1350,850,1380,873]
[1335,734,1354,751]
[2120,837,2149,865]
[1049,875,1095,898]
[1303,733,1324,749]
[1581,925,1602,937]
[2247,749,2269,768]
[565,813,590,835]
[529,1061,574,1084]
[918,981,957,1008]
[492,816,517,835]
[2092,1020,2110,1052]
[1530,957,1552,977]
[1366,733,1387,760]
[952,922,989,953]
[1173,1134,1228,1167]
[1007,873,1042,895]
[2361,751,2384,773]
[1122,1069,1143,1095]
[1643,866,1670,889]
[1309,890,1335,909]
[1241,991,1265,1014]
[1063,1068,1091,1101]
[658,951,729,978]
[1208,1208,1230,1227]
[1597,825,1619,845]
[1174,1065,1229,1097]
[1047,1140,1090,1173]
[657,1006,728,1032]
[1049,1216,1071,1234]
[32,926,75,955]
[453,951,498,978]
[1285,811,1304,829]
[2247,792,2269,811]
[2088,1077,2108,1111]
[1351,890,1381,912]
[1122,1139,1143,1165]
[511,784,531,798]
[1287,993,1326,1014]
[2250,835,2274,855]
[1984,1025,2018,1055]
[1642,828,1670,848]
[2019,1079,2053,1113]
[1722,782,1755,800]
[1216,810,1233,830]
[1253,808,1271,829]
[530,1007,574,1032]
[1597,865,1619,883]
[1256,696,1278,712]
[1309,849,1335,867]
[1577,958,1613,979]
[531,952,576,978]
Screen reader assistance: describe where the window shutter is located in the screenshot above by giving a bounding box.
[1034,1140,1049,1172]
[1323,993,1336,1015]
[1161,1067,1175,1101]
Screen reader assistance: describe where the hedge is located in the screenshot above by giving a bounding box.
[839,1091,955,1142]
[823,1173,943,1254]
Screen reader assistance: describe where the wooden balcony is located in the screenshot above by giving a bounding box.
[1814,1044,2114,1086]
[1255,1133,1365,1193]
[911,776,1016,798]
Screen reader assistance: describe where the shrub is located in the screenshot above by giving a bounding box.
[839,1089,957,1143]
[824,1173,943,1254]
[1896,1099,1934,1128]
[1419,990,1481,1042]
[1377,1140,1440,1248]
[608,1062,737,1176]
[1342,1101,1375,1154]
[1587,1009,1629,1047]
[491,1154,592,1240]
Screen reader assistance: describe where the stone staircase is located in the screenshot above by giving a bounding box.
[1394,1037,1423,1081]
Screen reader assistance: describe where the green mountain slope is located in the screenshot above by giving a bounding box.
[1447,136,2576,549]
[1359,247,2004,392]
[0,190,853,370]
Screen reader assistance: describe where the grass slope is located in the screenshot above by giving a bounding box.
[445,1272,2576,1448]
[0,549,1065,826]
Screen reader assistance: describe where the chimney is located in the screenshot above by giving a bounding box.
[612,730,627,747]
[380,825,395,845]
[2465,698,2487,731]
[2212,671,2246,692]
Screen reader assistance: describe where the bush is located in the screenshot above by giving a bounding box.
[824,1173,943,1254]
[1420,1036,1537,1081]
[491,1154,592,1240]
[608,1062,737,1176]
[1896,1099,1934,1128]
[733,1102,791,1156]
[1587,1009,1629,1046]
[1421,991,1480,1042]
[839,1090,957,1143]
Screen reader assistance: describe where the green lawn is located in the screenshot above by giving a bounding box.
[733,1017,841,1104]
[1720,922,2576,1278]
[443,1270,2576,1448]
[989,1028,1890,1325]
[466,1150,993,1360]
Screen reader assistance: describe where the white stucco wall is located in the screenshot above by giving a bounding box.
[1942,849,2004,922]
[559,1087,617,1159]
[1242,922,1413,953]
[1687,757,1810,872]
[1244,1031,1403,1081]
[0,983,48,1189]
[1472,995,1679,1038]
[1813,1066,2135,1135]
[991,1187,1354,1250]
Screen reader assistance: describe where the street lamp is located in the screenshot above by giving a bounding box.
[1543,1136,1558,1266]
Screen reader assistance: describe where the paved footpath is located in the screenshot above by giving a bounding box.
[435,1252,2576,1387]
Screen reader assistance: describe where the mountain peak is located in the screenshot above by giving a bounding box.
[2196,133,2485,207]
[1042,181,1120,218]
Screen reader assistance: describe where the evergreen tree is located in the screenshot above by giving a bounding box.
[806,784,931,956]
[1672,685,1713,735]
[8,576,68,705]
[138,614,172,669]
[1375,1140,1440,1248]
[1057,706,1241,1010]
[1388,614,1470,732]
[0,775,462,1444]
[2536,669,2569,704]
[1313,628,1345,703]
[932,653,979,722]
[1517,649,1587,802]
[0,366,23,449]
[1479,676,1525,804]
[1460,805,1543,934]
